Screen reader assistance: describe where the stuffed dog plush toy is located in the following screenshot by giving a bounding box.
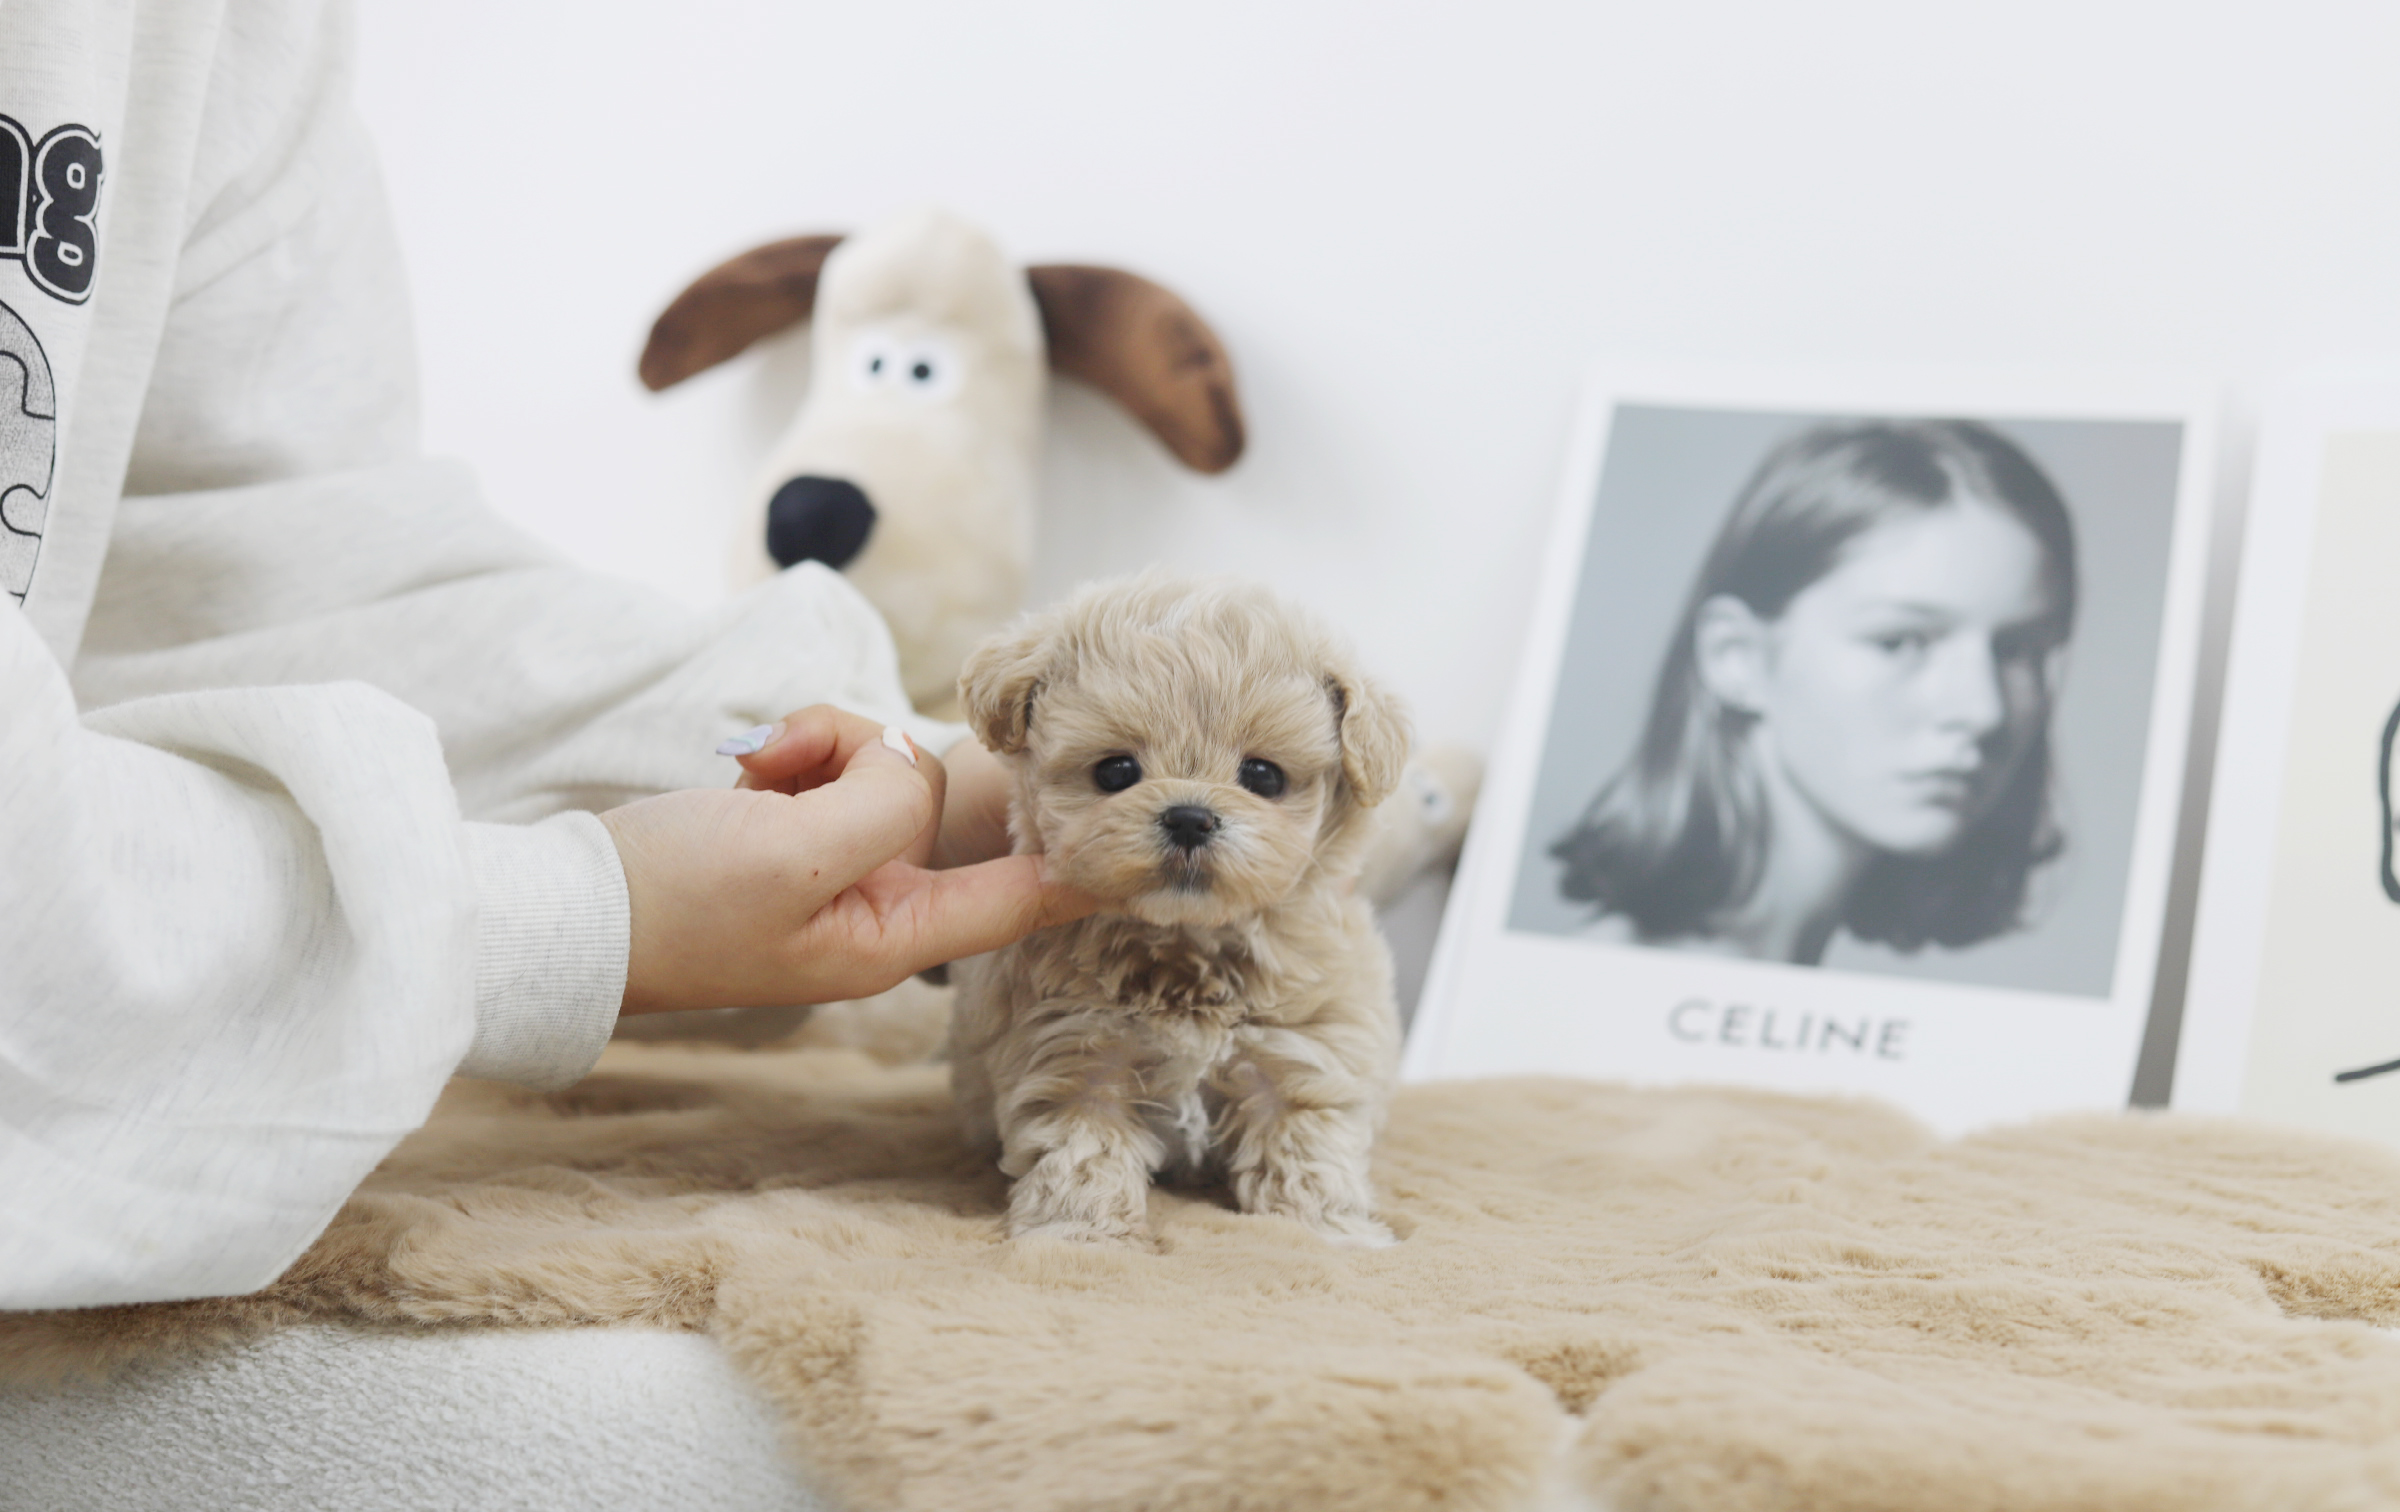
[638,208,1478,905]
[638,208,1244,717]
[950,575,1407,1247]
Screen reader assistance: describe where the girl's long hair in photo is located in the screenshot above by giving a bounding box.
[1551,419,2079,952]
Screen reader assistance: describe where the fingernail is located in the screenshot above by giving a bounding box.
[716,721,783,757]
[880,726,918,765]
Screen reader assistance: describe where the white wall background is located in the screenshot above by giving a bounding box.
[353,0,2400,757]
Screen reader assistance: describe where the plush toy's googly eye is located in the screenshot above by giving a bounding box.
[846,332,960,401]
[848,333,901,393]
[896,339,963,402]
[1416,771,1453,823]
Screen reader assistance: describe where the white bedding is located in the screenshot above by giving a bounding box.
[0,1324,830,1512]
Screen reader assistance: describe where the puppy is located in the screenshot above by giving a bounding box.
[950,575,1411,1247]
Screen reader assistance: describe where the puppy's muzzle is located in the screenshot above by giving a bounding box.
[1158,805,1220,854]
[766,475,876,570]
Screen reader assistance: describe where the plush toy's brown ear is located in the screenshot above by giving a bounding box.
[1025,265,1246,474]
[638,234,844,392]
[957,615,1056,756]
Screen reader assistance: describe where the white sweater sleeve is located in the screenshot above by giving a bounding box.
[2,604,625,1310]
[455,816,628,1089]
[0,0,940,1310]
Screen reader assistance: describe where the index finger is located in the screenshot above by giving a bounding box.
[764,736,944,902]
[908,854,1103,963]
[728,705,887,794]
[831,854,1102,986]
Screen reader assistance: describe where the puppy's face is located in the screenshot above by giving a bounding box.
[961,578,1411,930]
[1022,665,1340,927]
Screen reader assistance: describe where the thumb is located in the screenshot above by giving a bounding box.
[778,733,939,895]
[903,854,1102,966]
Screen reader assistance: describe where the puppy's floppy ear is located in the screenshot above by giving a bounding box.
[958,615,1056,756]
[638,234,844,392]
[1025,265,1246,475]
[1327,669,1411,810]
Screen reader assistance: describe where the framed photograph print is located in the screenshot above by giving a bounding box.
[1404,367,2217,1135]
[2176,376,2400,1147]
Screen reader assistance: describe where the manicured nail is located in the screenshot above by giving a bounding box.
[716,722,783,757]
[881,725,918,765]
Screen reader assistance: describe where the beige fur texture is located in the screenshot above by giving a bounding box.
[950,576,1410,1246]
[10,1047,2400,1512]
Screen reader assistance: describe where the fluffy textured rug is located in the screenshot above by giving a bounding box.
[8,1045,2400,1512]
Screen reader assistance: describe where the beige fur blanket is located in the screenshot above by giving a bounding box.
[8,1044,2400,1511]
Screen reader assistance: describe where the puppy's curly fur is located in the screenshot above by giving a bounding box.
[951,575,1410,1246]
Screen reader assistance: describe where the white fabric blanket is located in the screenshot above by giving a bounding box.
[0,1324,829,1512]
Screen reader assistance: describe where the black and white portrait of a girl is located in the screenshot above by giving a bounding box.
[1507,405,2185,999]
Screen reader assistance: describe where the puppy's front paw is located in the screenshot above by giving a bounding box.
[1006,1145,1152,1245]
[1236,1170,1394,1247]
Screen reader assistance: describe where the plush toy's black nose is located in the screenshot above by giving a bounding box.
[765,476,876,571]
[1159,805,1220,853]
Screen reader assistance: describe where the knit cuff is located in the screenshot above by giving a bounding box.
[458,812,628,1089]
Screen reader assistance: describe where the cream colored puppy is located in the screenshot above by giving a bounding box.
[951,576,1410,1247]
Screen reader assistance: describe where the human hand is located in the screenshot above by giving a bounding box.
[931,734,1017,871]
[599,706,1096,1013]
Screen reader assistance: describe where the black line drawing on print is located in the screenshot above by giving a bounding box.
[2332,697,2400,1085]
[0,296,57,602]
[2379,696,2400,904]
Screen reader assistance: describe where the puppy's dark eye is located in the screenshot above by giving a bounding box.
[1093,755,1143,793]
[1237,758,1287,799]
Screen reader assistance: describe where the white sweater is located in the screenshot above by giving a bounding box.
[0,0,945,1310]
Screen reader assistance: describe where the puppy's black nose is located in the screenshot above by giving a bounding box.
[765,476,876,571]
[1159,805,1220,853]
